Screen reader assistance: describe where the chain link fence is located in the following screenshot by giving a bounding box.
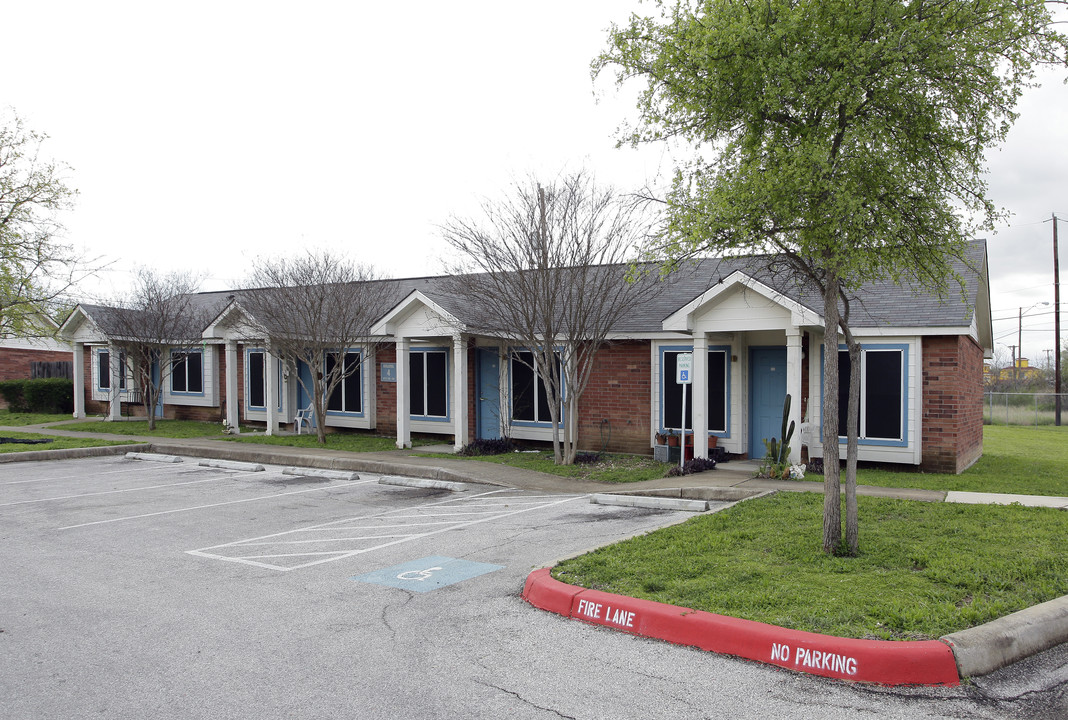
[984,392,1068,426]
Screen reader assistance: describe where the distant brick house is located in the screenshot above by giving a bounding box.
[58,241,992,474]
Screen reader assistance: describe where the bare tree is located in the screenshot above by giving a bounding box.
[440,172,663,465]
[107,269,212,430]
[1,109,100,336]
[238,250,397,445]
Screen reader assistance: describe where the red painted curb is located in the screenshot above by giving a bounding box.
[522,568,959,686]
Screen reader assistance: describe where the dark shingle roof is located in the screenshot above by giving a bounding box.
[77,240,988,339]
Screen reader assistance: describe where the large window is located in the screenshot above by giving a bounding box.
[98,350,127,391]
[835,346,905,441]
[326,351,363,414]
[409,349,448,418]
[171,349,204,394]
[510,350,561,424]
[661,347,729,433]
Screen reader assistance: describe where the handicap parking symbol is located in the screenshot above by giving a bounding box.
[352,556,503,593]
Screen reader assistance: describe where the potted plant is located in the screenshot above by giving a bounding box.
[666,430,680,447]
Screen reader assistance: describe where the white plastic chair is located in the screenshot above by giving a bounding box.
[295,405,313,434]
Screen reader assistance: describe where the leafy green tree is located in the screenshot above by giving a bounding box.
[597,0,1067,553]
[1,110,89,336]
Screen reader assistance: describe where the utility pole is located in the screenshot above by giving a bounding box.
[1054,213,1062,426]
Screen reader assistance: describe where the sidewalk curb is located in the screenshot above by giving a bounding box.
[939,594,1068,677]
[522,568,960,686]
[0,443,150,463]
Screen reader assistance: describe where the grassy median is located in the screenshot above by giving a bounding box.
[552,491,1068,640]
[0,431,129,454]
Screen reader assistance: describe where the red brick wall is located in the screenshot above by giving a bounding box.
[376,346,398,435]
[575,341,652,454]
[0,347,72,382]
[921,335,985,473]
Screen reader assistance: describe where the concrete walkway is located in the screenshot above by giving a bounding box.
[2,422,1067,509]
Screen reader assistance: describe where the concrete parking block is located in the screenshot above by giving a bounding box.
[125,451,183,463]
[281,467,360,481]
[379,476,468,492]
[198,459,266,472]
[591,493,709,512]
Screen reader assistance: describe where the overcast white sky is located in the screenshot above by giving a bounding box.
[6,1,1066,365]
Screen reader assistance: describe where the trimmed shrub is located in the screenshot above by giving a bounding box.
[458,437,517,456]
[666,457,717,477]
[0,378,73,414]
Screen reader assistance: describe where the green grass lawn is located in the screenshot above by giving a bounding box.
[553,492,1068,640]
[0,409,74,426]
[0,431,131,454]
[58,419,228,438]
[423,450,674,483]
[221,432,438,453]
[848,425,1068,496]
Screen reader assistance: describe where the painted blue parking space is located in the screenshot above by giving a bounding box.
[352,555,504,593]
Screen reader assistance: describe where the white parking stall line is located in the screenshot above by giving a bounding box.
[187,489,513,553]
[58,478,377,530]
[383,510,527,518]
[0,475,233,507]
[1,461,197,486]
[237,533,420,546]
[295,521,463,531]
[187,492,590,571]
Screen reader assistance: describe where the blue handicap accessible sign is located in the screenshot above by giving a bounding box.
[352,556,504,593]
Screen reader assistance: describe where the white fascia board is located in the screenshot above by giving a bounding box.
[848,325,974,338]
[663,270,822,332]
[370,290,463,337]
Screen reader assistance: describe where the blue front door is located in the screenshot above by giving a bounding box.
[749,347,787,458]
[477,349,501,440]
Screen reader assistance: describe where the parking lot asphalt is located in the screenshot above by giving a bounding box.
[1,446,1066,718]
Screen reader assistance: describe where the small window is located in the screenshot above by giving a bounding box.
[98,350,127,390]
[171,350,204,394]
[326,351,363,413]
[409,349,448,418]
[248,350,266,409]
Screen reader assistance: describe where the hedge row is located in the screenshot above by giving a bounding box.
[0,378,74,414]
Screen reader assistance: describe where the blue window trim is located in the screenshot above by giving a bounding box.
[819,343,909,447]
[245,347,283,413]
[95,348,128,393]
[324,348,366,418]
[658,344,732,438]
[409,346,450,423]
[508,346,565,428]
[169,348,206,397]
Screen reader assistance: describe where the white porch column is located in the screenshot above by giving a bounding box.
[452,333,469,451]
[265,349,278,436]
[692,334,709,459]
[225,340,240,433]
[786,329,803,464]
[395,336,411,448]
[108,343,122,421]
[72,342,85,419]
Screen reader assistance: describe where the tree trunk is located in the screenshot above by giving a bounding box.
[844,336,861,555]
[821,275,842,553]
[312,363,328,445]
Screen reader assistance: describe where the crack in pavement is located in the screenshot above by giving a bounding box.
[474,679,578,719]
